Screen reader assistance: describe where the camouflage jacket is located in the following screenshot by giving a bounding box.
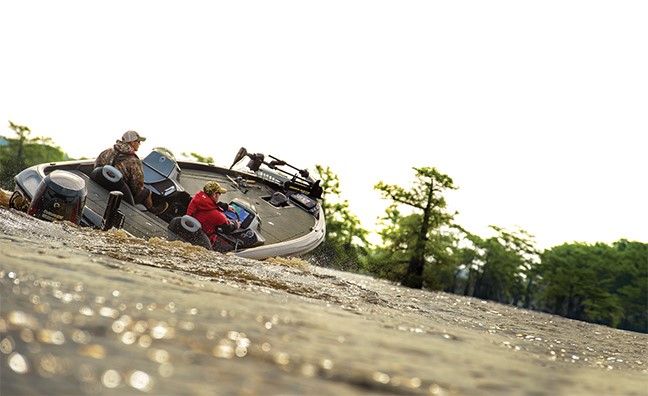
[94,141,147,203]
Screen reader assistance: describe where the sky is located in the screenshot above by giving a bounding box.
[1,1,646,249]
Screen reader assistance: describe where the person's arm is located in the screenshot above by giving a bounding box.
[218,219,239,234]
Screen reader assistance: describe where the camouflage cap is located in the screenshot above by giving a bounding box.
[203,181,227,195]
[122,130,146,143]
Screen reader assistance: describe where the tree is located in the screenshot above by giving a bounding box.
[374,167,457,288]
[612,240,648,332]
[471,227,540,305]
[308,165,369,271]
[0,121,68,189]
[183,152,214,165]
[537,243,626,328]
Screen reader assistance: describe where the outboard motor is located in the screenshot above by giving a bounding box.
[28,170,87,225]
[167,215,212,249]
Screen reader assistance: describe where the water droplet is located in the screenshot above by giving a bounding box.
[274,352,290,365]
[8,311,39,329]
[77,364,96,383]
[8,353,29,374]
[102,369,122,388]
[151,323,171,339]
[99,307,118,318]
[0,337,15,354]
[138,335,152,348]
[133,320,148,334]
[235,346,248,357]
[61,293,75,303]
[38,329,65,345]
[60,312,73,324]
[149,349,170,364]
[112,320,126,334]
[320,359,333,370]
[79,306,94,317]
[372,371,390,384]
[128,370,152,391]
[79,344,106,359]
[429,383,444,395]
[19,329,34,343]
[179,321,195,331]
[213,343,234,359]
[300,363,316,377]
[112,290,120,297]
[121,331,136,345]
[38,354,61,377]
[158,363,174,378]
[72,329,91,344]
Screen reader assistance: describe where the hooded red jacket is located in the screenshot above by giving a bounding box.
[186,191,233,245]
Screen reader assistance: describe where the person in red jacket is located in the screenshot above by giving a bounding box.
[186,181,239,250]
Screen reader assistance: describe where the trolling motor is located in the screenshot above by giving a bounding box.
[228,147,323,198]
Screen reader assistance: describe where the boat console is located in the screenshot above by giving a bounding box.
[142,149,191,221]
[218,198,265,251]
[167,198,264,252]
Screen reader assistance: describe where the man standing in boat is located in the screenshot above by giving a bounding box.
[186,181,239,251]
[94,130,163,212]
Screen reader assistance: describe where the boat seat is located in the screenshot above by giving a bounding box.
[167,215,211,249]
[90,165,135,205]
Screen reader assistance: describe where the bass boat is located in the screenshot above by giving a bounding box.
[9,147,325,259]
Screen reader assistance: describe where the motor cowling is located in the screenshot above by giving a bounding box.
[28,170,87,225]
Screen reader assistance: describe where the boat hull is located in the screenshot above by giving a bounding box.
[12,155,325,259]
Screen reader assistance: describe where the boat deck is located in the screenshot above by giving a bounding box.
[179,169,316,245]
[66,165,317,246]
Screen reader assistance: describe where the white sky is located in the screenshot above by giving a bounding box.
[1,1,646,249]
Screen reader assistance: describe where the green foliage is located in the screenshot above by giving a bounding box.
[365,207,417,281]
[308,165,369,271]
[183,152,214,164]
[0,121,68,189]
[536,241,647,331]
[374,166,457,288]
[452,227,540,306]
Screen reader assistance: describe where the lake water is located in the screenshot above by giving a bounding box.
[0,207,646,395]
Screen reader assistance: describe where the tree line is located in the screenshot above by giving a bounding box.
[1,122,645,333]
[0,122,68,189]
[310,165,647,334]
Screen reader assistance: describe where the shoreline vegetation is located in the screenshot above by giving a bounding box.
[1,121,646,334]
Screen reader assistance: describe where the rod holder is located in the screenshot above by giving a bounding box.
[102,191,124,231]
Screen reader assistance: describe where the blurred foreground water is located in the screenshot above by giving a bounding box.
[0,207,646,395]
